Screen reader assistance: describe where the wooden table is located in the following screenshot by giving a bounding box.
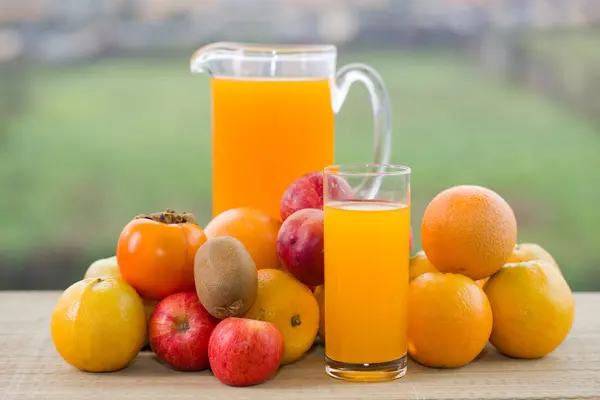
[1,292,598,399]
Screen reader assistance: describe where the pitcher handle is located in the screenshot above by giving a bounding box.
[333,63,392,197]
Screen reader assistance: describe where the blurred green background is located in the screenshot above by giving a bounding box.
[1,1,599,290]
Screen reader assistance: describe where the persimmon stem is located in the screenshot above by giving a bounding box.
[135,209,196,224]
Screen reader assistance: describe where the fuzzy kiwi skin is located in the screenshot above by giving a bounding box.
[194,236,258,319]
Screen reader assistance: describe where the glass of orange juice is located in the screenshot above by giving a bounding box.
[324,164,411,382]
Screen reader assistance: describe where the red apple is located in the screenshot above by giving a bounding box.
[280,171,352,221]
[209,318,284,386]
[149,292,219,371]
[277,208,324,286]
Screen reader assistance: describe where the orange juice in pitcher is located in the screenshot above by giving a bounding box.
[210,78,333,218]
[190,43,392,219]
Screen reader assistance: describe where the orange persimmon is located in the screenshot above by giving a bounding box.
[116,209,207,300]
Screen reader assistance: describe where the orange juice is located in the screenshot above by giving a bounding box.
[211,77,334,219]
[324,200,409,364]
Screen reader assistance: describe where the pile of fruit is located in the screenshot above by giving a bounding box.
[51,172,327,386]
[50,172,575,387]
[409,185,574,368]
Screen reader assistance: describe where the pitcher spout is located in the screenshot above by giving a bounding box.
[190,42,240,75]
[189,46,210,74]
[190,42,337,78]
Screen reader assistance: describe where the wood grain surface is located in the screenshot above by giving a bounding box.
[0,291,598,399]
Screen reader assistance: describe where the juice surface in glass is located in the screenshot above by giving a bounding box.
[211,77,334,219]
[324,200,409,364]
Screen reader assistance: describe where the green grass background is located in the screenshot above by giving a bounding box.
[1,45,599,290]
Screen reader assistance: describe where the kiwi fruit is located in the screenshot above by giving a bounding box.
[194,236,258,319]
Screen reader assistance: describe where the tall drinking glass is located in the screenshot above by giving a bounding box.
[323,164,411,382]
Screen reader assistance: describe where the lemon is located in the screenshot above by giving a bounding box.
[484,260,574,359]
[84,256,121,280]
[51,278,146,372]
[507,243,561,275]
[142,299,158,348]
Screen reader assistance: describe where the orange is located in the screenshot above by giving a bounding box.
[51,278,146,372]
[244,269,319,364]
[313,285,325,342]
[408,272,492,368]
[484,260,574,359]
[421,185,517,280]
[410,250,488,288]
[476,277,489,289]
[409,251,438,282]
[205,207,281,270]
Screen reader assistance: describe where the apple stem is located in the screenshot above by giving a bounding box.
[178,321,190,332]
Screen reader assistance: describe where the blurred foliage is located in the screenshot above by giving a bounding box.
[1,31,599,291]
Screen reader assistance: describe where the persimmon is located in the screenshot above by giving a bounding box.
[116,209,207,300]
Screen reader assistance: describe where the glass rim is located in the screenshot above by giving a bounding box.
[324,164,411,177]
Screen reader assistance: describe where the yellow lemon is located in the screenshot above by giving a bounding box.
[51,278,146,372]
[84,256,121,280]
[507,243,561,274]
[484,261,574,359]
[244,269,319,364]
[142,299,158,348]
[143,299,158,321]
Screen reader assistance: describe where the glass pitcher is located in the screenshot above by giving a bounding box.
[190,42,392,220]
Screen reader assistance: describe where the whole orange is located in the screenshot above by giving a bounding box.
[408,272,492,368]
[205,208,281,270]
[243,269,319,364]
[409,251,438,282]
[484,260,574,359]
[410,251,488,288]
[421,185,517,280]
[313,285,325,342]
